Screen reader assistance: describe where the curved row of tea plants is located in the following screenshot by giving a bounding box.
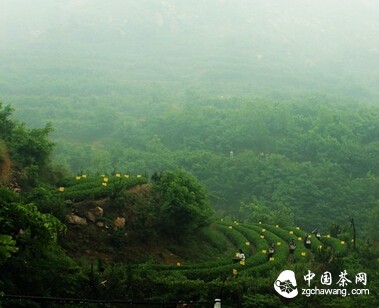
[54,175,147,201]
[54,175,348,283]
[130,220,348,282]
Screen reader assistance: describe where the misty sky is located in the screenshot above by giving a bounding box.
[2,1,379,50]
[1,0,379,95]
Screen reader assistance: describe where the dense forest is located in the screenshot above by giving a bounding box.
[1,99,379,307]
[7,94,379,232]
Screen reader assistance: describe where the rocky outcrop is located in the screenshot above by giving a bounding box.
[67,213,87,225]
[0,142,11,185]
[86,211,96,223]
[93,206,104,217]
[114,217,125,228]
[85,206,104,223]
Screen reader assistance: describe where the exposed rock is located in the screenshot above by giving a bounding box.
[114,217,125,228]
[0,143,11,185]
[66,213,87,225]
[93,206,104,217]
[96,222,104,228]
[65,199,73,205]
[86,211,96,223]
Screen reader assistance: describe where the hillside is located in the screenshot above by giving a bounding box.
[55,174,193,263]
[0,110,378,306]
[55,173,348,265]
[46,173,369,307]
[49,173,356,305]
[2,2,379,238]
[2,2,379,305]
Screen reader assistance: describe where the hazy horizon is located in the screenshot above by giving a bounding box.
[1,0,379,100]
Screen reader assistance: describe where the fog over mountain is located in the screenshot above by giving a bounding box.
[1,0,379,97]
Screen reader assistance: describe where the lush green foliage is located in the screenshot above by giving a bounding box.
[0,183,376,306]
[0,99,378,306]
[56,174,146,202]
[0,235,17,264]
[0,188,82,298]
[8,95,378,232]
[0,102,55,189]
[0,188,65,245]
[152,170,213,237]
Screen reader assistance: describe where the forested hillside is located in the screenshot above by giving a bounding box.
[0,106,377,306]
[1,1,379,306]
[5,96,379,234]
[0,100,378,306]
[2,0,379,239]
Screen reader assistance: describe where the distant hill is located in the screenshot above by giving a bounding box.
[1,0,379,95]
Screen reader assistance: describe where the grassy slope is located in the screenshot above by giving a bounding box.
[56,175,348,274]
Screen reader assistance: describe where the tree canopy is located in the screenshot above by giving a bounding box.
[0,102,54,189]
[152,170,213,237]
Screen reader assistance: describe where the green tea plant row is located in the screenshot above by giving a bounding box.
[198,223,234,253]
[215,222,286,266]
[237,224,290,276]
[58,174,146,186]
[318,236,347,257]
[132,223,253,281]
[52,174,348,285]
[130,221,348,283]
[289,225,346,259]
[261,223,347,260]
[259,224,311,262]
[132,223,248,274]
[132,222,296,281]
[130,223,242,273]
[54,176,147,201]
[178,230,254,280]
[231,224,274,267]
[213,223,250,252]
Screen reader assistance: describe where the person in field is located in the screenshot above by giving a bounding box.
[289,238,297,254]
[232,249,245,263]
[268,243,275,260]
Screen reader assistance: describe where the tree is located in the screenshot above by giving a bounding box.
[0,102,15,141]
[239,201,294,227]
[7,123,55,188]
[0,102,55,188]
[0,235,17,265]
[0,188,80,297]
[366,204,379,242]
[8,122,54,169]
[153,170,213,238]
[0,188,66,244]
